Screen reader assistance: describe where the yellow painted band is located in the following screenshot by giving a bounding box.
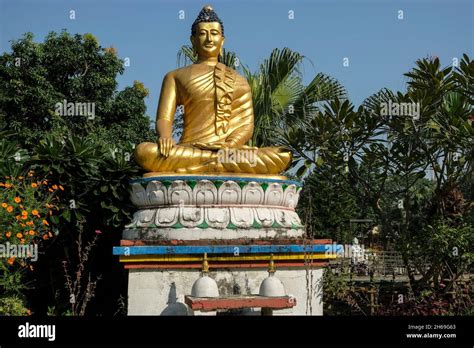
[119,253,336,263]
[142,172,289,180]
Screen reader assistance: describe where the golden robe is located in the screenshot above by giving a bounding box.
[135,62,291,174]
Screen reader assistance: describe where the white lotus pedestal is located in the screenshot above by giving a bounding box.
[113,175,338,315]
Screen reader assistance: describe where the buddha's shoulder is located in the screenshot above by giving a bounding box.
[164,65,192,79]
[232,71,251,93]
[166,64,211,82]
[234,71,250,87]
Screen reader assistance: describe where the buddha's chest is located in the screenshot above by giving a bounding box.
[176,69,216,104]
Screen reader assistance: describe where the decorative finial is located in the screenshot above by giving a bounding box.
[202,252,209,274]
[268,254,276,274]
[203,5,213,12]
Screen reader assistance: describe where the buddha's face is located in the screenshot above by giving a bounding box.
[191,22,224,59]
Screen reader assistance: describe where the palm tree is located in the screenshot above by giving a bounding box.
[242,48,346,147]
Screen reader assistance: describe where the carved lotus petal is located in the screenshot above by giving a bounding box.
[242,181,264,205]
[130,183,147,206]
[265,183,284,206]
[146,181,167,205]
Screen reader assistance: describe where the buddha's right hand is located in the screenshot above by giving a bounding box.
[158,137,175,157]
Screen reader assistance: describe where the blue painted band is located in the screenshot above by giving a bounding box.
[129,175,302,187]
[113,244,343,256]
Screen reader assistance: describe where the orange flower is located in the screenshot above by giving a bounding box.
[42,234,49,240]
[5,183,12,188]
[29,230,35,236]
[42,220,49,226]
[21,210,28,216]
[21,215,28,220]
[31,183,37,188]
[48,188,53,192]
[0,183,4,187]
[14,197,21,203]
[15,215,21,220]
[42,180,48,185]
[26,221,34,226]
[18,176,24,180]
[1,203,7,208]
[32,209,39,216]
[7,257,15,265]
[59,185,64,191]
[20,223,25,227]
[16,232,23,238]
[6,231,11,238]
[20,239,25,244]
[19,204,24,209]
[52,185,58,190]
[7,206,13,213]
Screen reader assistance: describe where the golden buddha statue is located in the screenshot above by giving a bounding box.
[135,5,291,176]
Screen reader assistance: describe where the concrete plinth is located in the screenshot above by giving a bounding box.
[115,175,337,316]
[127,268,323,315]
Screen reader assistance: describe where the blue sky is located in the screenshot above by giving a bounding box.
[1,0,472,119]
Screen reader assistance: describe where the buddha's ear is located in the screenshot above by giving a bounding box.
[219,37,225,58]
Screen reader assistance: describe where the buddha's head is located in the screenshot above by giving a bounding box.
[190,5,225,60]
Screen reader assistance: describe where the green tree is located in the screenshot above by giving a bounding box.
[286,54,473,291]
[0,30,155,315]
[0,31,154,147]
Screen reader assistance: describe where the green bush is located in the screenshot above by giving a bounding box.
[0,295,29,316]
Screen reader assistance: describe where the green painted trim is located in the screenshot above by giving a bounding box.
[171,222,184,229]
[238,181,247,189]
[162,180,173,188]
[213,180,224,189]
[187,180,197,189]
[227,221,238,229]
[271,221,283,228]
[196,221,209,228]
[260,183,268,191]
